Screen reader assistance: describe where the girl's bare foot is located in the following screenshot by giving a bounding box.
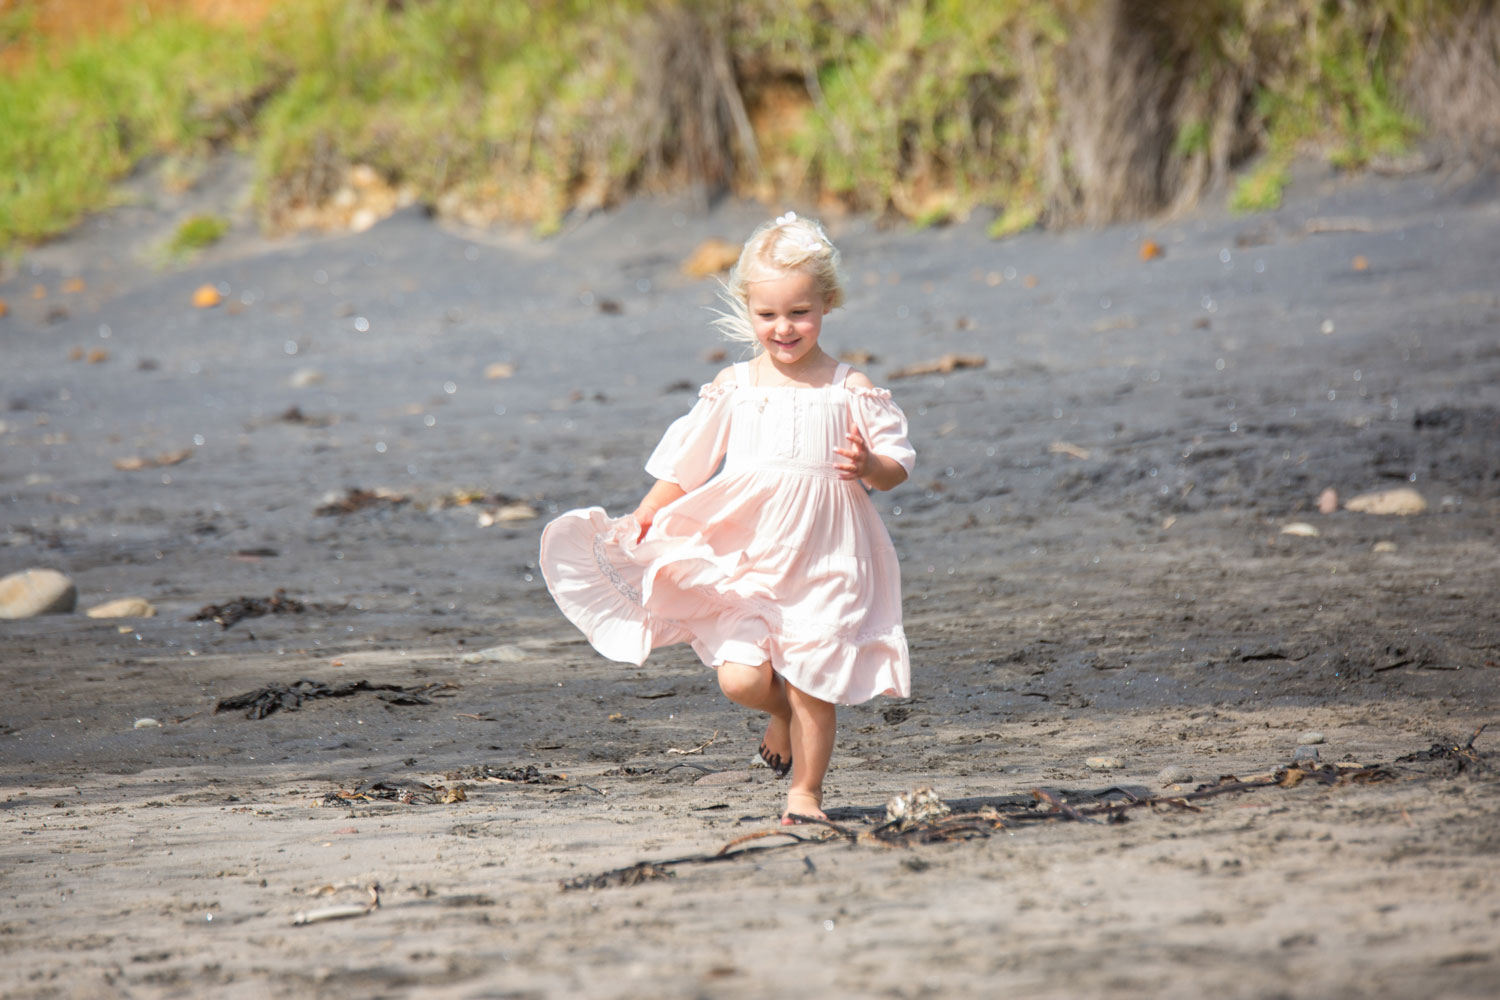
[758,714,793,778]
[781,789,825,825]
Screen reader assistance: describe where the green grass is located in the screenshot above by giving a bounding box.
[0,0,1473,249]
[167,213,230,257]
[0,11,269,249]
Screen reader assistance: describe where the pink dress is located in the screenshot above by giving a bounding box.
[539,361,915,705]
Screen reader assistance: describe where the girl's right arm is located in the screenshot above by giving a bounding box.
[632,479,686,541]
[634,365,735,539]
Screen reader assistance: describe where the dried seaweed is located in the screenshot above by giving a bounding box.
[443,763,565,784]
[315,487,410,516]
[1396,724,1490,775]
[318,781,466,807]
[213,678,455,719]
[191,588,305,628]
[561,863,674,891]
[562,758,1405,891]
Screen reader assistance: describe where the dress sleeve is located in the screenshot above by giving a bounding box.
[849,386,916,474]
[643,383,734,491]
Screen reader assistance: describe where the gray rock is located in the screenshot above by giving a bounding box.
[1292,745,1321,763]
[1298,730,1325,745]
[0,568,77,619]
[1157,764,1193,786]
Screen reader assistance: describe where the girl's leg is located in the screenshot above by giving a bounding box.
[783,683,836,824]
[717,661,792,772]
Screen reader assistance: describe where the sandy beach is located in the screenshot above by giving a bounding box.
[3,159,1498,998]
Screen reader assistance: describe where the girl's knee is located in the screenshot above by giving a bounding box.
[717,660,769,704]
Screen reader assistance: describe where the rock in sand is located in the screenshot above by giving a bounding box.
[86,597,157,619]
[0,568,77,618]
[1157,764,1193,786]
[1085,756,1124,771]
[1345,487,1426,516]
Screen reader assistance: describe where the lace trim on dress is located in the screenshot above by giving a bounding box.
[844,385,893,401]
[698,381,734,401]
[593,532,644,606]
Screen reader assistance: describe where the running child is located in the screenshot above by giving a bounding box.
[539,212,914,824]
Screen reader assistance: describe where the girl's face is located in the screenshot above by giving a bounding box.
[746,270,829,368]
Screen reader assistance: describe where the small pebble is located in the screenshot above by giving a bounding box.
[1298,730,1325,745]
[1157,764,1193,785]
[1085,756,1124,771]
[1292,745,1321,763]
[133,718,162,729]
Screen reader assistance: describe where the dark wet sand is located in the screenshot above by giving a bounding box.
[2,160,1498,998]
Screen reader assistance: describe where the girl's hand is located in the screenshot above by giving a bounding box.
[834,422,909,490]
[833,424,873,481]
[630,505,656,543]
[631,480,686,541]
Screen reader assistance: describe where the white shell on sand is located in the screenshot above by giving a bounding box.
[0,568,77,619]
[1345,487,1426,515]
[86,597,157,619]
[1280,522,1320,537]
[133,718,162,729]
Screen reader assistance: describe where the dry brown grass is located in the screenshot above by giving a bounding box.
[1048,2,1259,224]
[1403,2,1500,161]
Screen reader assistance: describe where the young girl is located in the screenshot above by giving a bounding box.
[539,212,914,824]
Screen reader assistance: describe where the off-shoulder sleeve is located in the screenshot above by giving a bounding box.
[643,383,734,491]
[849,386,916,474]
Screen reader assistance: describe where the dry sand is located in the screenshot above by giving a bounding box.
[3,159,1498,998]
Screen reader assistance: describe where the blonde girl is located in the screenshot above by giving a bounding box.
[540,212,914,823]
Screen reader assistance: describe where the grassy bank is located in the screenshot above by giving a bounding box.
[2,0,1497,249]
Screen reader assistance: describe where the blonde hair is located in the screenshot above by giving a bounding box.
[711,213,845,346]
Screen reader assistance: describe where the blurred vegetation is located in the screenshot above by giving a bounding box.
[1,0,1496,249]
[166,212,230,256]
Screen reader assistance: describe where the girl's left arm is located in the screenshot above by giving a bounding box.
[833,425,908,491]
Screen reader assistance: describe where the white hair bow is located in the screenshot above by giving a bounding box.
[774,210,826,254]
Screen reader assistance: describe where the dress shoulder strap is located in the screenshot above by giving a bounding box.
[734,361,752,386]
[832,362,852,387]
